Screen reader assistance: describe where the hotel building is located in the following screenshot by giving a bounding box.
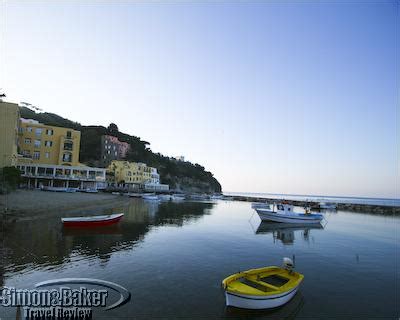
[17,119,106,189]
[19,118,81,166]
[0,102,106,190]
[107,160,169,191]
[0,101,20,167]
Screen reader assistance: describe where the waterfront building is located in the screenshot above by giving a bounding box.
[107,160,168,191]
[101,135,130,167]
[19,118,81,166]
[16,163,106,189]
[0,101,20,168]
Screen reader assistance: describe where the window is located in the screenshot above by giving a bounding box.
[35,128,43,136]
[45,141,53,147]
[34,140,41,148]
[27,127,33,132]
[62,153,72,162]
[66,131,72,139]
[33,151,40,160]
[24,138,31,144]
[64,141,73,151]
[46,129,53,135]
[45,152,50,159]
[23,150,31,157]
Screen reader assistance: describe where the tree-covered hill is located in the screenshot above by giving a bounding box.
[19,107,222,193]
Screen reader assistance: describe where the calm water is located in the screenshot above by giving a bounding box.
[1,199,399,319]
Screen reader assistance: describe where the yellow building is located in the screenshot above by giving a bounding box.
[19,118,81,166]
[107,160,159,185]
[0,101,20,168]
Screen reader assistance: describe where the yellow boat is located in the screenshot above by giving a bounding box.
[222,258,304,309]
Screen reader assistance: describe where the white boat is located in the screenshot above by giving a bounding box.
[319,202,337,210]
[142,194,160,201]
[128,192,142,198]
[82,188,98,193]
[210,194,223,200]
[159,194,172,201]
[222,258,303,309]
[171,194,185,201]
[255,203,323,224]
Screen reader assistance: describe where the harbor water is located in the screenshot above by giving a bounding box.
[0,199,398,319]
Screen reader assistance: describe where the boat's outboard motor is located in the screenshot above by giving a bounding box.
[283,257,294,272]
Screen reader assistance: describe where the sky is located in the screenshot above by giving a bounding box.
[1,1,398,198]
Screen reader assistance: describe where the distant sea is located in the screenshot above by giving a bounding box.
[223,192,400,207]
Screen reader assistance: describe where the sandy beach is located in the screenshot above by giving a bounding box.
[0,189,129,218]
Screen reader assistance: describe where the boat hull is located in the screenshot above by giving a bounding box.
[225,287,299,309]
[142,196,160,201]
[256,209,323,224]
[62,214,124,227]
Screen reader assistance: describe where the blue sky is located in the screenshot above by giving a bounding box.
[1,1,398,197]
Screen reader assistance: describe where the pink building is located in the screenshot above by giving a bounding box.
[101,135,130,166]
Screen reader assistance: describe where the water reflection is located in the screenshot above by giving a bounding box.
[255,222,324,245]
[225,292,304,319]
[1,200,214,283]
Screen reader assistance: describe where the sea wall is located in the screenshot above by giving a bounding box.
[230,195,400,215]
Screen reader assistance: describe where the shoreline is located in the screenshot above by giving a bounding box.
[0,189,129,219]
[1,190,399,219]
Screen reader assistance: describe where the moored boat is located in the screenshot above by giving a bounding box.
[159,194,172,201]
[61,213,124,227]
[128,192,142,198]
[171,194,185,201]
[142,193,160,201]
[319,202,337,210]
[222,258,304,309]
[82,188,98,193]
[255,203,323,224]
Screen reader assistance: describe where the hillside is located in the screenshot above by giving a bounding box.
[19,107,222,193]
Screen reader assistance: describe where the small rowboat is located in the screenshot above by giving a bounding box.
[61,213,124,227]
[222,258,303,309]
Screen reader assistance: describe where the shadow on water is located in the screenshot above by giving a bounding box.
[224,292,304,319]
[0,199,214,283]
[254,221,324,245]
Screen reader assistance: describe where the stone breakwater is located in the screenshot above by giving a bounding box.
[230,196,400,215]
